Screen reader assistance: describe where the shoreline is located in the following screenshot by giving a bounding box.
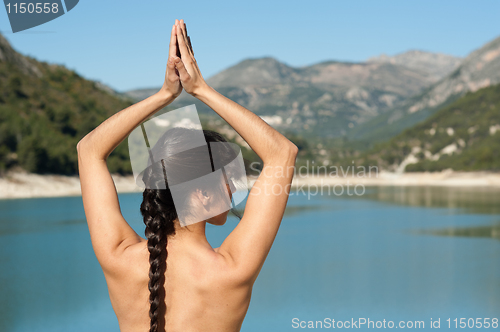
[1,170,500,200]
[291,169,500,188]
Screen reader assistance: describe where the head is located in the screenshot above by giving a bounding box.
[139,127,240,332]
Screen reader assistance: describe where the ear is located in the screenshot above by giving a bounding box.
[195,188,210,206]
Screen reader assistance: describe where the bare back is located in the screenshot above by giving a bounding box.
[103,239,253,332]
[77,18,298,332]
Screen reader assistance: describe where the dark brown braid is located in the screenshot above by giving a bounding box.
[139,128,242,332]
[140,186,177,332]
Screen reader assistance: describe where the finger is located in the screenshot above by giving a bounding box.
[179,19,194,58]
[174,58,191,82]
[169,24,177,59]
[187,35,194,56]
[184,22,194,55]
[176,30,183,60]
[174,20,181,58]
[175,24,192,61]
[167,57,179,81]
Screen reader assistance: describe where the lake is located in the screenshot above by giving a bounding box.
[0,186,499,331]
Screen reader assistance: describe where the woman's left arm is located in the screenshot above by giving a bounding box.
[77,22,182,273]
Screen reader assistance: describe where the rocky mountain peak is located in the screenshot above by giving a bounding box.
[350,34,500,143]
[206,56,299,87]
[367,49,462,82]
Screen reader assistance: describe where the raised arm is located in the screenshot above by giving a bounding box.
[173,20,298,283]
[77,22,183,273]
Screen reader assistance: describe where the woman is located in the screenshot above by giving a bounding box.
[77,19,298,332]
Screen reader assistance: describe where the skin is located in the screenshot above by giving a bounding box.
[77,19,298,332]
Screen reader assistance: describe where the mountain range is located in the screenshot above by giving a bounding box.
[128,35,500,150]
[349,35,500,143]
[126,50,462,140]
[1,29,499,175]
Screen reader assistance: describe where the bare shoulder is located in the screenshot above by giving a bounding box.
[102,238,149,281]
[207,247,255,287]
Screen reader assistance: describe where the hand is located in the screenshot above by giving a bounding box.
[173,19,209,96]
[159,21,183,99]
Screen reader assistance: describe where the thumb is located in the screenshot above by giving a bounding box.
[167,57,179,80]
[174,58,191,82]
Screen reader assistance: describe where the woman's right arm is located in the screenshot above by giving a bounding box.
[174,20,298,283]
[200,85,298,283]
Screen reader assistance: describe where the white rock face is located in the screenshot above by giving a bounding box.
[490,124,500,135]
[468,126,478,134]
[427,151,441,161]
[346,87,370,100]
[441,143,458,155]
[396,154,419,173]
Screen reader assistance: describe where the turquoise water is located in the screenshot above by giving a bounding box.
[0,187,499,331]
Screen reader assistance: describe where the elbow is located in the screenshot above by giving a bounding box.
[76,138,86,154]
[288,142,299,158]
[263,141,298,166]
[77,130,94,151]
[76,135,106,161]
[280,142,298,165]
[76,135,92,155]
[287,143,298,164]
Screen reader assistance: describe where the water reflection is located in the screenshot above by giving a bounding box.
[344,186,500,241]
[410,222,500,240]
[360,186,500,214]
[284,205,326,217]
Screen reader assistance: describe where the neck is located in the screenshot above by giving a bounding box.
[171,220,210,247]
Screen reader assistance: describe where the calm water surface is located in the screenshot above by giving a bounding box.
[0,186,499,331]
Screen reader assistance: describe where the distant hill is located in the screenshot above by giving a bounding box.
[126,51,461,139]
[366,49,462,82]
[352,83,500,172]
[350,35,500,144]
[0,33,134,175]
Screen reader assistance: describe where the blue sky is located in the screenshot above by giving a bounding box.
[1,0,499,92]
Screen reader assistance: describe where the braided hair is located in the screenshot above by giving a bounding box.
[139,128,240,332]
[140,186,176,332]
